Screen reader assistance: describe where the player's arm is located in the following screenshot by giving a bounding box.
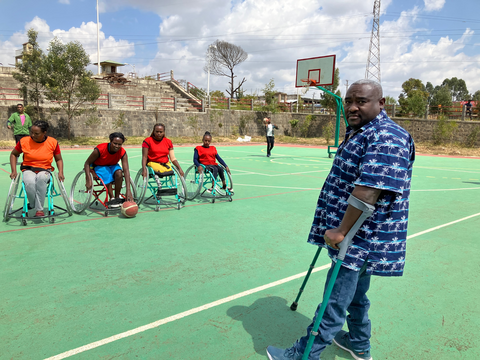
[121,153,133,202]
[7,114,15,129]
[141,147,149,178]
[9,148,21,179]
[84,149,100,190]
[169,149,184,177]
[324,185,382,249]
[54,153,65,182]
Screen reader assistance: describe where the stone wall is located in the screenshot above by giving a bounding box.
[2,106,480,146]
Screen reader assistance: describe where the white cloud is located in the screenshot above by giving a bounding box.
[424,0,445,12]
[0,17,135,71]
[58,0,70,4]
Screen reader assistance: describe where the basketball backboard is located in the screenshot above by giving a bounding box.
[295,55,336,88]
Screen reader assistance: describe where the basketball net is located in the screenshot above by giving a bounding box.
[300,78,317,94]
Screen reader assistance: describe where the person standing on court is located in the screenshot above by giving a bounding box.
[267,79,415,360]
[264,117,279,157]
[7,104,32,143]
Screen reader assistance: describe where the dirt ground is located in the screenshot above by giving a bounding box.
[1,135,479,158]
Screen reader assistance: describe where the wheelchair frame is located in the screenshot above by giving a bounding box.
[3,171,73,226]
[184,164,233,203]
[70,169,136,217]
[134,165,186,211]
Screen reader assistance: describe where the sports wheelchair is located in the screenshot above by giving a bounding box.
[3,172,73,226]
[69,168,136,217]
[133,165,186,211]
[184,164,233,203]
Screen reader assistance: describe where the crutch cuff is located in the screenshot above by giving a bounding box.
[347,195,375,216]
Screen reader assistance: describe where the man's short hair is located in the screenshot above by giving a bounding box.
[350,79,383,99]
[17,104,24,107]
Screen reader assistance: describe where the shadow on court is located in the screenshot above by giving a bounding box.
[227,296,350,359]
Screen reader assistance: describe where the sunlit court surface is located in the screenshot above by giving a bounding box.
[1,144,479,360]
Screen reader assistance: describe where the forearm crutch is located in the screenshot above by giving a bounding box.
[301,195,375,360]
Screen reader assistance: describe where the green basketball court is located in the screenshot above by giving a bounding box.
[1,145,479,359]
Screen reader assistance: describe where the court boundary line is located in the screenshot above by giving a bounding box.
[43,211,480,359]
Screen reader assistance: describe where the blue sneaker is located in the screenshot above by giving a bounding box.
[333,330,372,360]
[266,346,302,360]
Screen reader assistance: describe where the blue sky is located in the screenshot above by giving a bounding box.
[1,0,479,98]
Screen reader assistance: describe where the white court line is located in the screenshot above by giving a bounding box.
[45,264,332,360]
[412,187,480,192]
[232,170,326,177]
[234,183,322,190]
[44,212,480,359]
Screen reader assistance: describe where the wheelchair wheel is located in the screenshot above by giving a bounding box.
[133,170,147,204]
[3,173,21,222]
[122,176,137,201]
[70,170,93,214]
[54,172,73,216]
[184,165,203,200]
[174,168,187,204]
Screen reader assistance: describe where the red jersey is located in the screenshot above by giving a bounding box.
[142,136,173,164]
[15,136,60,171]
[195,145,218,166]
[93,143,126,166]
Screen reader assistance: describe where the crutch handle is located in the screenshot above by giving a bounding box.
[337,195,375,261]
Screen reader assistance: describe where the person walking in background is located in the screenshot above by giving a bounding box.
[264,117,278,157]
[7,104,32,143]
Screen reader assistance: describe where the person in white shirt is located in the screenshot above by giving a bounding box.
[264,117,279,157]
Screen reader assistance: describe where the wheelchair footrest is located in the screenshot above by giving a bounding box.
[156,188,178,196]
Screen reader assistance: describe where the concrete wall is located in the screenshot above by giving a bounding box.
[2,105,480,147]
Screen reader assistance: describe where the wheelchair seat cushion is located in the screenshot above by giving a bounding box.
[147,161,174,177]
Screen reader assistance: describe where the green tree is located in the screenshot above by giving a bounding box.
[431,85,453,114]
[43,38,101,139]
[210,90,226,98]
[12,29,47,119]
[319,68,341,112]
[441,77,469,102]
[385,96,397,105]
[406,93,427,117]
[425,81,436,103]
[398,78,429,115]
[262,78,278,113]
[472,90,480,113]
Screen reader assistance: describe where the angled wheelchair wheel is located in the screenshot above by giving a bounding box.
[133,170,147,204]
[3,173,21,222]
[184,165,204,200]
[121,175,137,201]
[70,170,93,214]
[54,172,73,216]
[173,168,187,204]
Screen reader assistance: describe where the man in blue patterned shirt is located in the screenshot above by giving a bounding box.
[267,80,415,360]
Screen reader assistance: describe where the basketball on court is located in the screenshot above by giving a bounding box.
[121,201,139,218]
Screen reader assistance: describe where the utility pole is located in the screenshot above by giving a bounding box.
[365,0,381,83]
[96,0,100,75]
[344,80,349,97]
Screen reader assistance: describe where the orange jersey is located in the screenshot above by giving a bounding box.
[15,136,60,171]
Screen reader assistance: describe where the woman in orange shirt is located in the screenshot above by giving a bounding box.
[9,120,64,217]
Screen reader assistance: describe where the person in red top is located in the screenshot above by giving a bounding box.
[84,132,133,207]
[141,123,184,179]
[9,120,64,217]
[194,131,232,193]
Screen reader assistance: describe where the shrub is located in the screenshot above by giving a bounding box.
[432,117,458,145]
[323,120,335,145]
[465,126,480,148]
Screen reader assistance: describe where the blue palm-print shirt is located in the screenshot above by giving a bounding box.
[308,110,415,276]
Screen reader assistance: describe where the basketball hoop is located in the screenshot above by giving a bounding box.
[301,78,317,94]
